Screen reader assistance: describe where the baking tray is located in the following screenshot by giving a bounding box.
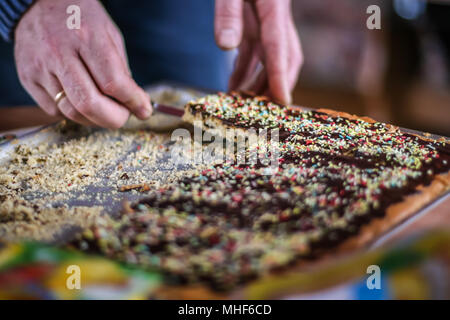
[0,82,449,246]
[0,83,207,243]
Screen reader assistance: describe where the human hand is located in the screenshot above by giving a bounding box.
[14,0,152,128]
[215,0,303,104]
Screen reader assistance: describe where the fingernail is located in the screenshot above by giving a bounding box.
[139,94,153,119]
[218,29,239,49]
[139,105,152,119]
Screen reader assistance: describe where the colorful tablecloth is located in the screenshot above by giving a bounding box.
[1,230,449,299]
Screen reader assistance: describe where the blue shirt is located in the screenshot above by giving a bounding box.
[0,0,233,106]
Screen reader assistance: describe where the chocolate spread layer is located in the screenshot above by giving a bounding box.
[74,92,450,290]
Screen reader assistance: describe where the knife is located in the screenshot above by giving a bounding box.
[152,102,184,118]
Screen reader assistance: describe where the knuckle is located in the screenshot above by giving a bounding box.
[16,63,40,86]
[66,81,93,109]
[264,37,279,50]
[109,115,128,129]
[46,107,61,117]
[75,94,96,117]
[293,39,302,58]
[217,0,241,17]
[63,105,80,120]
[41,102,60,117]
[295,51,303,66]
[48,47,72,72]
[45,34,65,57]
[216,1,242,28]
[290,54,302,70]
[37,102,53,116]
[59,63,76,80]
[293,45,304,67]
[100,77,124,96]
[17,69,32,85]
[31,57,45,75]
[74,25,91,44]
[216,16,240,29]
[258,1,279,20]
[110,26,126,48]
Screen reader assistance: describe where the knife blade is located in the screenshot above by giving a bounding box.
[152,102,184,118]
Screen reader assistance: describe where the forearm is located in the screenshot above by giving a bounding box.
[0,0,34,41]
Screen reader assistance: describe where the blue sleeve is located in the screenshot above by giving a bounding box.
[0,0,34,42]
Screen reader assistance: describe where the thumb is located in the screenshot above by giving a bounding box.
[214,0,244,50]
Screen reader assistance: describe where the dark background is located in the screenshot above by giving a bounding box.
[291,0,450,136]
[0,0,449,136]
